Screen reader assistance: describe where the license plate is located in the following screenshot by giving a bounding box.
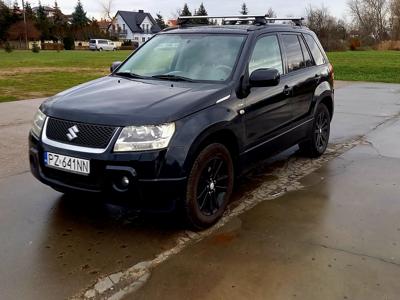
[44,152,90,175]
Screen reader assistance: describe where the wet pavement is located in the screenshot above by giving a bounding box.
[0,82,399,299]
[132,123,400,300]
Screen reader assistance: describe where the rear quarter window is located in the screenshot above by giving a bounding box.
[304,34,326,66]
[281,35,304,73]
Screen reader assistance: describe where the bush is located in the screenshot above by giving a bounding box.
[42,43,64,51]
[349,38,361,51]
[63,37,75,50]
[122,40,132,46]
[31,42,40,53]
[376,40,400,51]
[4,42,13,53]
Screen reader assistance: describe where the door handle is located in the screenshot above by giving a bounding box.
[283,85,292,96]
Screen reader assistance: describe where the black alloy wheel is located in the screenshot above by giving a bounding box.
[300,103,331,158]
[314,107,330,153]
[185,143,234,229]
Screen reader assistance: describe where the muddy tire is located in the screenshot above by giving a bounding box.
[299,103,331,158]
[184,143,234,230]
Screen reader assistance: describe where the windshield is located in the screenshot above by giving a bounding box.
[117,34,246,82]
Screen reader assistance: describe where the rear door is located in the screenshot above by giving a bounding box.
[243,34,292,148]
[279,33,318,121]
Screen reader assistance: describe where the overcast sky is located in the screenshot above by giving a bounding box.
[24,0,351,21]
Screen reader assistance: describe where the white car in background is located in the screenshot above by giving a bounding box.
[89,39,117,51]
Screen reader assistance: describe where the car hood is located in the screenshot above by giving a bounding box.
[41,76,231,126]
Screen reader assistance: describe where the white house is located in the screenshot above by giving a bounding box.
[109,10,161,45]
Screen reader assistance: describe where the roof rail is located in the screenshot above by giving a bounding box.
[177,15,304,26]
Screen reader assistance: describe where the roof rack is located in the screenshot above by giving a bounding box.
[177,15,304,26]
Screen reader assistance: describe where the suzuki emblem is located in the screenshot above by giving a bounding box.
[67,125,79,141]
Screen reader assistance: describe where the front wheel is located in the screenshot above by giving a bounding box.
[299,103,331,158]
[184,143,234,230]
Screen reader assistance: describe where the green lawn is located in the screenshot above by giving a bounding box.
[0,49,399,103]
[0,50,132,102]
[327,50,400,83]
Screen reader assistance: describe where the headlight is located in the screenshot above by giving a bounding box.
[114,123,175,152]
[31,109,46,138]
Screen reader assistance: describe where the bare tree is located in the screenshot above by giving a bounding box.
[390,0,400,39]
[266,7,277,18]
[99,0,115,21]
[348,0,390,42]
[306,5,348,50]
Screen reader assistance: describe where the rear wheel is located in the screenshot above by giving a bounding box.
[299,103,331,158]
[184,143,234,230]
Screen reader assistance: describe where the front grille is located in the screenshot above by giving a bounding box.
[46,118,117,149]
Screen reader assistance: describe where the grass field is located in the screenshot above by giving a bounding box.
[0,50,131,102]
[0,49,399,102]
[327,50,400,83]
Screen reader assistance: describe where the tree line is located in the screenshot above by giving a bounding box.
[307,0,400,50]
[1,0,400,51]
[0,0,107,48]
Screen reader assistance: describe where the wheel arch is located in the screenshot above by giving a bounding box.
[184,126,241,175]
[313,81,334,120]
[319,96,334,120]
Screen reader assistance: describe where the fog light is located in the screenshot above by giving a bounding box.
[121,176,130,188]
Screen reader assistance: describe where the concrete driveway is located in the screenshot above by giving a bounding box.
[0,82,399,300]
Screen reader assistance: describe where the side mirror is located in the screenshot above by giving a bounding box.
[110,61,122,73]
[249,68,280,87]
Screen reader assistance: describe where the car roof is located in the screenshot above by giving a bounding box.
[160,24,313,35]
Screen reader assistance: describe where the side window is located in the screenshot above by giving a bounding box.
[281,34,304,73]
[299,37,314,67]
[304,34,326,65]
[249,35,283,75]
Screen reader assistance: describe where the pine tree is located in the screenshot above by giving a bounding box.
[24,1,35,21]
[53,1,64,25]
[155,13,167,29]
[180,3,192,16]
[0,0,12,41]
[36,2,50,41]
[36,2,46,23]
[194,3,208,24]
[11,0,21,22]
[240,3,248,15]
[52,1,66,42]
[72,0,89,27]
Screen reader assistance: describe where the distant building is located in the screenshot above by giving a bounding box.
[108,10,161,45]
[167,19,178,27]
[32,6,57,18]
[32,5,71,23]
[98,19,112,34]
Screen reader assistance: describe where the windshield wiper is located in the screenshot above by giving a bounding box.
[114,72,146,79]
[151,74,195,82]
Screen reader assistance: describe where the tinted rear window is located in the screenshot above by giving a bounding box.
[299,37,314,67]
[90,40,96,43]
[304,34,326,65]
[281,35,304,73]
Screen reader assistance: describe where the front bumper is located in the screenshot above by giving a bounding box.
[29,133,186,212]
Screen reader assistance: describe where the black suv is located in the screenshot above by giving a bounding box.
[30,16,334,229]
